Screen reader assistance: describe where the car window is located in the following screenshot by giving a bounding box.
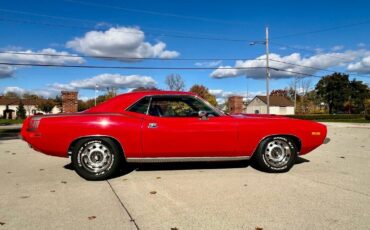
[128,97,150,114]
[148,96,219,117]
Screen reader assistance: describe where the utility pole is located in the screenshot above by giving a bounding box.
[249,26,271,114]
[94,84,98,106]
[265,26,270,114]
[294,76,297,114]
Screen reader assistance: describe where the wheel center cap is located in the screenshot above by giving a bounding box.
[90,151,102,163]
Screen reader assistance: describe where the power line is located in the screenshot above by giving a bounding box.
[269,58,369,78]
[2,61,370,78]
[0,8,98,24]
[63,0,253,26]
[0,8,255,42]
[0,16,252,42]
[0,50,254,61]
[271,68,322,78]
[269,41,360,63]
[1,51,368,78]
[0,62,267,70]
[271,19,370,39]
[0,50,352,69]
[0,61,326,78]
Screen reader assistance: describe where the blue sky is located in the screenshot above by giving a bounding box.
[0,0,370,101]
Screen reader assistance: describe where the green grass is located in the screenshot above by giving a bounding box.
[287,114,370,123]
[317,119,370,123]
[0,129,21,134]
[0,119,24,125]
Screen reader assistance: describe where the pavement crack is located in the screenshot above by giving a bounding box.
[106,180,140,230]
[290,173,370,197]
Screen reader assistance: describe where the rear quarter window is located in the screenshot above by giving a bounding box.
[127,97,150,114]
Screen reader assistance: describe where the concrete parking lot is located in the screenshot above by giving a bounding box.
[0,123,369,230]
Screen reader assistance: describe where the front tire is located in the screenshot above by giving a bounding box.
[255,136,297,172]
[71,137,122,180]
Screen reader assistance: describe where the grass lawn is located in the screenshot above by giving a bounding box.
[0,129,21,134]
[0,119,24,125]
[317,119,370,123]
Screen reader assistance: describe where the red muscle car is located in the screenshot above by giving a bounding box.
[21,91,327,180]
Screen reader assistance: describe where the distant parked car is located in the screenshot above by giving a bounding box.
[21,91,327,180]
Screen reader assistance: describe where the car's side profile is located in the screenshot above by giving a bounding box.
[21,91,327,180]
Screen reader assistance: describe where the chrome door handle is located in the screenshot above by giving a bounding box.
[148,123,158,128]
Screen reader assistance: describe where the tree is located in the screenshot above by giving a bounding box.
[37,99,56,114]
[16,100,26,119]
[106,87,117,98]
[4,91,20,99]
[22,93,40,100]
[165,74,185,91]
[315,73,350,114]
[189,84,217,106]
[298,78,312,114]
[131,87,160,92]
[78,100,91,111]
[54,95,63,112]
[270,89,289,97]
[21,94,42,115]
[348,79,369,114]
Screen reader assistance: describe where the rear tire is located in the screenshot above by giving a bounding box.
[71,137,122,181]
[255,136,297,173]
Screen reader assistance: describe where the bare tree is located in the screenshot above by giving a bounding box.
[298,77,312,113]
[165,74,185,91]
[299,78,312,97]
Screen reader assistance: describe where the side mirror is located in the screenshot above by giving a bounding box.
[198,110,208,120]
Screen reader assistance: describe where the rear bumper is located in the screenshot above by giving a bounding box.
[21,131,68,158]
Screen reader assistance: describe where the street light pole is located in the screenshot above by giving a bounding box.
[265,26,270,114]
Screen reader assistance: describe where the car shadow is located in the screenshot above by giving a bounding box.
[64,157,309,179]
[63,162,136,179]
[295,156,310,164]
[134,160,251,172]
[64,163,74,170]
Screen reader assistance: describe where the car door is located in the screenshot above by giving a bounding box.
[141,95,238,158]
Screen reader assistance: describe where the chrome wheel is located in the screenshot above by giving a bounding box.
[79,142,113,174]
[263,139,292,168]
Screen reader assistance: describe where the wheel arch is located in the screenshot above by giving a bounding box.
[68,135,126,159]
[252,134,302,157]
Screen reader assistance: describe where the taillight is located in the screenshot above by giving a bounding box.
[28,116,42,131]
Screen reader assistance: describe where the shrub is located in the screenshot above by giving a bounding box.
[286,114,365,120]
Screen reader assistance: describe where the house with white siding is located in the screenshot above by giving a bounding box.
[246,95,295,115]
[0,98,60,119]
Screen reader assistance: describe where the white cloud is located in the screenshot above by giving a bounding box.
[3,86,60,98]
[78,96,92,101]
[347,56,370,73]
[3,74,157,99]
[357,43,366,48]
[211,49,370,79]
[195,60,222,67]
[51,73,156,90]
[0,65,15,78]
[332,45,344,51]
[3,86,26,95]
[0,48,84,65]
[0,48,85,78]
[66,27,180,61]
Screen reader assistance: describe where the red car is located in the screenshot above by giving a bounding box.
[21,91,327,180]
